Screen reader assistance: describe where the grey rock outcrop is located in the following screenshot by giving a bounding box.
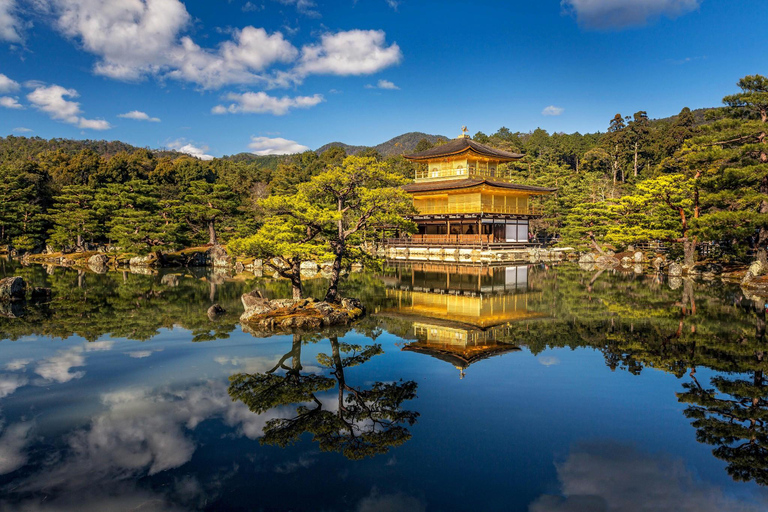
[0,277,26,301]
[208,245,231,268]
[240,294,365,331]
[129,253,159,267]
[88,254,109,273]
[668,262,683,277]
[208,303,226,320]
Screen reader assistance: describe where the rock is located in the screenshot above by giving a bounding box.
[595,255,619,268]
[240,294,366,332]
[0,277,26,301]
[207,303,226,320]
[160,274,179,287]
[234,261,245,273]
[743,260,766,285]
[633,264,643,274]
[620,256,632,268]
[633,252,643,263]
[0,300,25,318]
[241,290,268,311]
[668,262,683,277]
[669,277,683,290]
[187,251,208,267]
[30,287,51,301]
[208,245,231,267]
[88,254,109,273]
[653,257,664,272]
[128,265,157,275]
[129,253,159,267]
[578,253,596,264]
[300,261,320,272]
[88,254,108,266]
[350,263,363,272]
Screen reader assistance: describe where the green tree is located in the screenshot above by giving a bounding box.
[299,156,416,302]
[96,179,179,254]
[178,180,239,245]
[229,335,419,460]
[47,184,101,250]
[688,75,768,261]
[228,192,331,299]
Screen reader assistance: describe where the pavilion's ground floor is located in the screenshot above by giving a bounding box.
[385,213,534,248]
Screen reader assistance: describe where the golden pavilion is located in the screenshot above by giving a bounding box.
[379,263,545,378]
[395,128,555,248]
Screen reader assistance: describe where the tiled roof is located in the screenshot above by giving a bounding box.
[404,138,524,161]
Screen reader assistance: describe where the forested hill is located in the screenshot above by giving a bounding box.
[0,136,180,160]
[316,132,449,157]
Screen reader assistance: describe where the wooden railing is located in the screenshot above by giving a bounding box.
[385,234,534,248]
[414,205,541,216]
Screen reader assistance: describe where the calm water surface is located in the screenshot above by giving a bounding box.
[0,260,767,511]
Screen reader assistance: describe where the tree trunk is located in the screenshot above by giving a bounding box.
[292,334,303,372]
[77,233,83,250]
[208,219,217,245]
[324,247,343,303]
[290,256,303,300]
[683,237,697,268]
[633,142,639,177]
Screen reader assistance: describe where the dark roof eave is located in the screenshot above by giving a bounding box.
[402,178,557,194]
[404,138,524,161]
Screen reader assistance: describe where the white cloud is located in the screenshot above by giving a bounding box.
[126,350,154,358]
[27,84,111,130]
[0,421,35,475]
[242,1,261,12]
[542,105,564,116]
[12,126,31,132]
[9,381,294,491]
[356,490,426,512]
[248,136,310,156]
[0,72,19,93]
[42,2,401,89]
[5,358,32,370]
[366,79,399,90]
[77,118,111,130]
[529,442,767,512]
[164,27,298,89]
[50,0,298,89]
[296,29,402,77]
[34,346,86,383]
[538,356,560,366]
[561,0,700,29]
[118,110,160,122]
[167,140,214,160]
[0,0,23,42]
[0,374,27,398]
[213,91,324,116]
[385,0,400,10]
[0,95,22,109]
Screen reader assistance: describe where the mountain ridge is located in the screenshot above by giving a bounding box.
[316,131,449,157]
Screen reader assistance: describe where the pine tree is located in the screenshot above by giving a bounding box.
[47,184,102,250]
[178,180,239,245]
[688,75,768,261]
[96,179,179,254]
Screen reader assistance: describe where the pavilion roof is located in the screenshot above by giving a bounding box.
[402,178,556,194]
[404,137,524,162]
[402,342,522,370]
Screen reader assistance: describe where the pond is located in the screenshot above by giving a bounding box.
[0,260,767,511]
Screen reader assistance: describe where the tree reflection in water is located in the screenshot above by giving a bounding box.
[228,334,419,460]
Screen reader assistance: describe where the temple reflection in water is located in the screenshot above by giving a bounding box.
[380,263,544,377]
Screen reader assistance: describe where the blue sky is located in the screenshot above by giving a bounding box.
[0,0,765,158]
